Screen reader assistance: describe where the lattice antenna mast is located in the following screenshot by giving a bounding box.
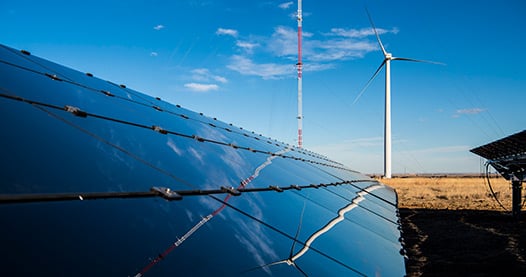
[297,0,303,148]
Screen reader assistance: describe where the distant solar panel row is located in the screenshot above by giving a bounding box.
[0,44,406,276]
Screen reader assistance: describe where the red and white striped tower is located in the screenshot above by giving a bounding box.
[297,0,303,148]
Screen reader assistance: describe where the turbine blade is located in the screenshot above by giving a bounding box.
[392,56,446,65]
[352,60,386,105]
[365,7,387,56]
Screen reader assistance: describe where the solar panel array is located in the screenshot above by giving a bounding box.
[0,44,406,276]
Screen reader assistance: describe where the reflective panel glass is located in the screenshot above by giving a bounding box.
[0,44,406,276]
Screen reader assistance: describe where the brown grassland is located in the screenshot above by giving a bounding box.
[376,176,526,276]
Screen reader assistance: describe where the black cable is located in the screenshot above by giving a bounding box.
[0,180,372,204]
[0,187,182,204]
[485,162,508,211]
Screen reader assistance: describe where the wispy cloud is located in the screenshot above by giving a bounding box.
[227,55,294,80]
[150,52,158,57]
[216,28,238,37]
[266,26,305,57]
[309,137,383,155]
[213,75,227,83]
[153,24,164,31]
[278,25,398,60]
[184,83,219,92]
[403,145,471,155]
[218,21,397,80]
[328,27,399,38]
[183,68,227,92]
[350,136,384,147]
[453,108,485,118]
[236,41,259,53]
[308,39,377,61]
[191,68,228,83]
[278,1,293,9]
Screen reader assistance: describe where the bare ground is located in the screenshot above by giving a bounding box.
[378,177,526,276]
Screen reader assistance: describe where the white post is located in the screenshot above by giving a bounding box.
[384,56,392,179]
[297,0,303,148]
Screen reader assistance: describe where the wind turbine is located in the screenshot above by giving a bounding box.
[354,9,443,179]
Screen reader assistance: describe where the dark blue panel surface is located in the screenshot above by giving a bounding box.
[0,44,406,276]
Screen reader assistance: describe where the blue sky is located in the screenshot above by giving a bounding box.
[2,0,525,174]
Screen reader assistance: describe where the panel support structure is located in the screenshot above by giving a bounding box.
[512,179,522,219]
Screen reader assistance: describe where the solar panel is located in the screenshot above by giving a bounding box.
[470,130,526,219]
[0,44,406,276]
[470,130,526,181]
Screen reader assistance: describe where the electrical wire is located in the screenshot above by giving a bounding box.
[485,162,508,211]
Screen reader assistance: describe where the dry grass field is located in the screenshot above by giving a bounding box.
[376,176,526,276]
[379,176,513,210]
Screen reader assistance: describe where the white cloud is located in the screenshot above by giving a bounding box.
[190,68,228,84]
[310,39,377,61]
[150,52,158,57]
[453,108,485,118]
[350,136,384,147]
[278,1,293,9]
[184,83,219,92]
[153,24,164,31]
[408,145,471,155]
[220,22,398,79]
[236,41,259,53]
[216,28,238,37]
[328,27,399,38]
[457,108,485,114]
[258,25,378,63]
[227,55,294,80]
[303,63,335,72]
[191,68,210,76]
[329,27,374,38]
[213,75,228,83]
[266,26,299,57]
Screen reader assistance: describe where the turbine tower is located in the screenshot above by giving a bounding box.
[297,0,303,148]
[354,9,443,178]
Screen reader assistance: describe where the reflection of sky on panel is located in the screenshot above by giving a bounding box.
[166,137,183,156]
[188,146,205,165]
[234,219,279,275]
[156,145,290,274]
[292,185,382,261]
[242,184,403,276]
[224,151,289,269]
[210,148,293,271]
[331,184,397,215]
[299,202,403,275]
[328,186,401,241]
